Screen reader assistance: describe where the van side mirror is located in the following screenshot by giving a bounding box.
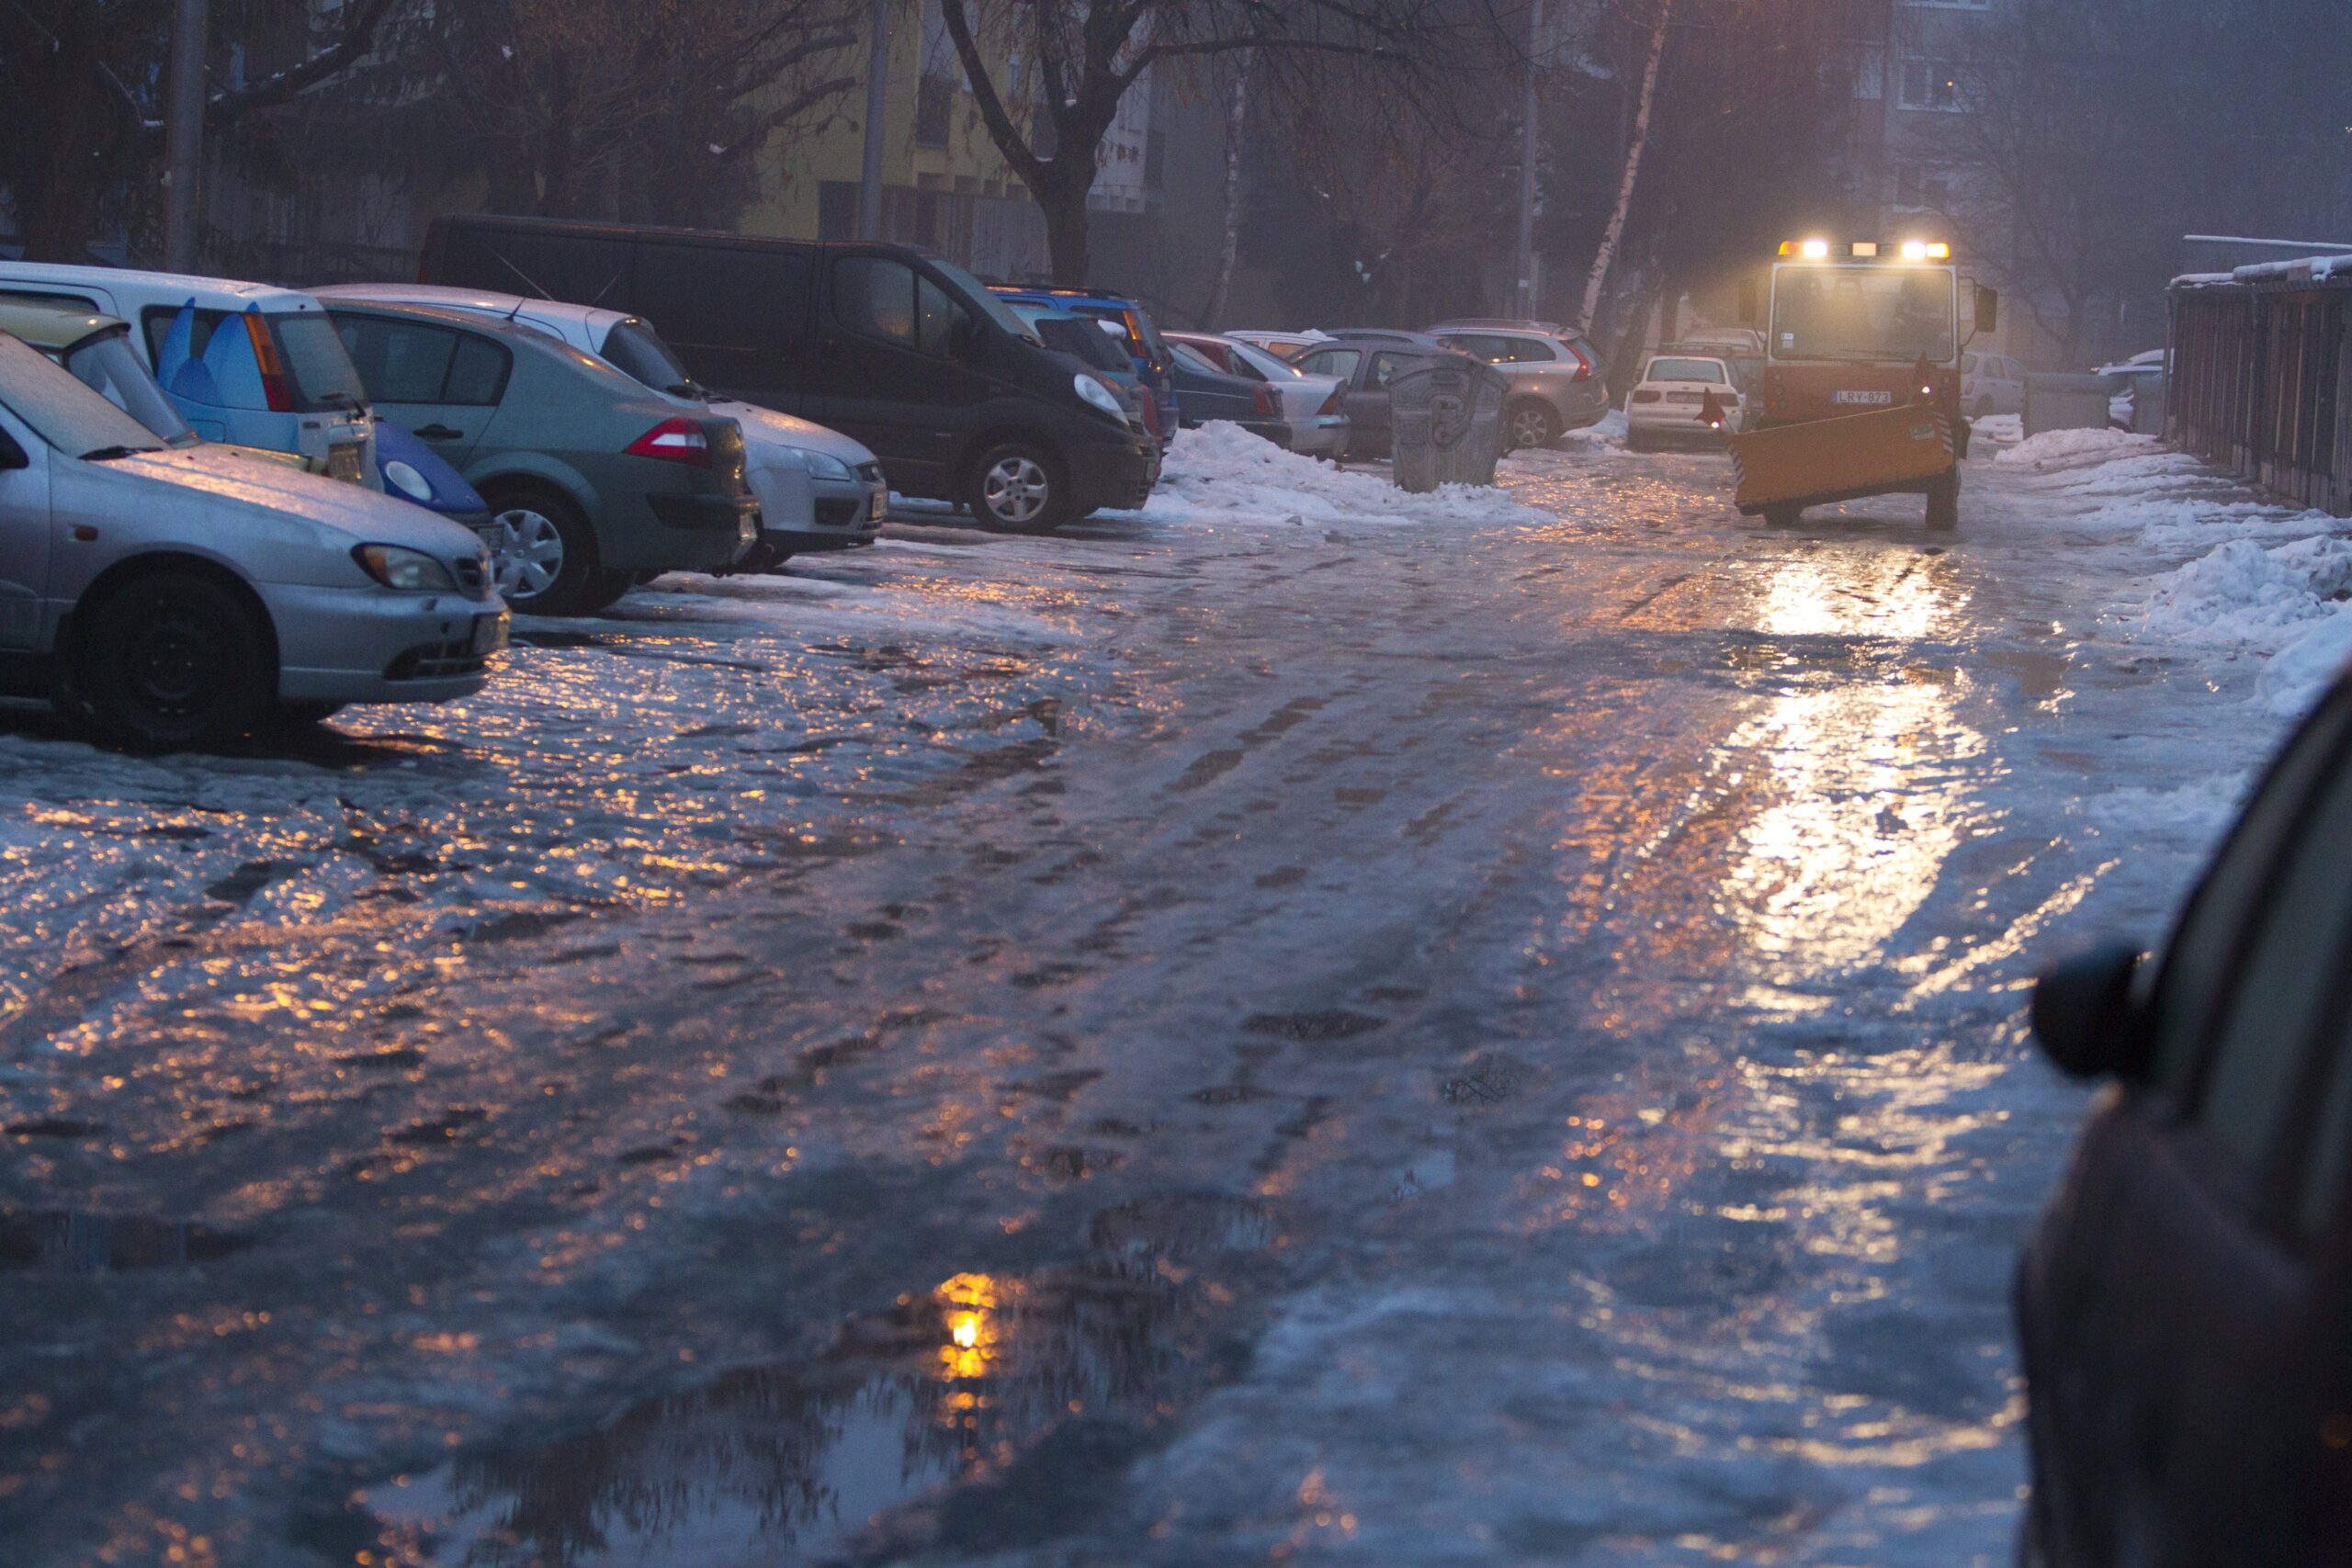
[1975,284,2000,334]
[2030,942,2149,1079]
[1738,278,1762,329]
[0,430,27,472]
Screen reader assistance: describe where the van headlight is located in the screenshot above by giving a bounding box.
[1074,374,1125,417]
[800,450,855,482]
[353,543,457,592]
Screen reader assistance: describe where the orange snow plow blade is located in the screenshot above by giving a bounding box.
[1727,406,1955,514]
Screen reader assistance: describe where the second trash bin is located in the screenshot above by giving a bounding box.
[1389,357,1510,492]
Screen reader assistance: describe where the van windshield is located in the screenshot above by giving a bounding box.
[926,259,1037,344]
[0,333,167,458]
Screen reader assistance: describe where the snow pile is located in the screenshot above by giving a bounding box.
[1994,426,2154,469]
[1129,420,1547,527]
[1972,412,2022,446]
[1559,407,1632,452]
[2142,536,2352,713]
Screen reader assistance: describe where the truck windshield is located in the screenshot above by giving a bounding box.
[1770,266,1955,364]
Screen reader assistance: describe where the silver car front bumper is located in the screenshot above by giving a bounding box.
[265,581,506,704]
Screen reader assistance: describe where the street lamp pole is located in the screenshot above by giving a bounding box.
[858,0,892,240]
[164,0,208,271]
[1514,0,1543,318]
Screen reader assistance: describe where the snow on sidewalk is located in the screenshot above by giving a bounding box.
[1996,425,2352,716]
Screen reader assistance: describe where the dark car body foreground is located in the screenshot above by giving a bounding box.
[421,214,1156,531]
[2018,669,2352,1564]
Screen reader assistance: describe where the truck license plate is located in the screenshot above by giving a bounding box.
[327,443,365,483]
[470,613,509,655]
[1833,390,1894,406]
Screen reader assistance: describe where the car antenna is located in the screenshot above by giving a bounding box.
[490,248,556,306]
[586,271,622,308]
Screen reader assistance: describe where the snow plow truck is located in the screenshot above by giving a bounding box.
[1724,238,1998,531]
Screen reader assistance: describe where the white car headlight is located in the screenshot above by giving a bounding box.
[353,543,457,592]
[800,450,856,482]
[384,459,435,502]
[1074,374,1125,418]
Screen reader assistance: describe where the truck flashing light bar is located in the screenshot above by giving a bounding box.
[1778,239,1951,261]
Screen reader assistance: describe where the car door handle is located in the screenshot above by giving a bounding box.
[414,424,464,441]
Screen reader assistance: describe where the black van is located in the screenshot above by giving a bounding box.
[419,214,1158,531]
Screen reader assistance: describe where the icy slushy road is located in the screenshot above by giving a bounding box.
[0,425,2324,1566]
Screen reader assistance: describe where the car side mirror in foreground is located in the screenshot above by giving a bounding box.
[2030,942,2150,1079]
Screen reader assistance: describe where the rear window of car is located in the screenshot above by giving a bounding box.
[268,312,368,407]
[1297,348,1362,380]
[600,317,696,395]
[1645,357,1728,384]
[1962,354,1981,373]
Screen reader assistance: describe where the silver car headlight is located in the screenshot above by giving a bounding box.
[1074,374,1125,418]
[353,543,458,592]
[801,450,856,482]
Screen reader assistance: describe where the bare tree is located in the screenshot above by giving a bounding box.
[0,0,395,260]
[406,0,863,223]
[1573,0,1668,332]
[936,0,1511,285]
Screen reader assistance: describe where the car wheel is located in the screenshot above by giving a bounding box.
[74,571,272,752]
[1624,429,1653,453]
[575,570,638,615]
[966,441,1072,533]
[1505,400,1561,452]
[1764,504,1803,528]
[481,487,600,615]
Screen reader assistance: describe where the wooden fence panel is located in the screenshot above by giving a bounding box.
[2170,276,2352,516]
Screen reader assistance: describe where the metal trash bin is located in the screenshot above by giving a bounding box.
[2024,373,2113,437]
[1389,358,1510,492]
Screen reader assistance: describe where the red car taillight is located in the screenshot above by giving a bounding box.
[1317,386,1343,416]
[1252,383,1278,419]
[1138,386,1163,438]
[1566,343,1594,382]
[626,416,713,467]
[243,314,296,412]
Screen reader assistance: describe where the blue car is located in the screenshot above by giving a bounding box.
[373,420,491,531]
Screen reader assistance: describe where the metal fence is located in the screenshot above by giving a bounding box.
[2169,260,2352,514]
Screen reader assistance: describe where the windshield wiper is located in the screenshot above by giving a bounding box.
[79,444,161,462]
[666,380,709,400]
[314,391,362,412]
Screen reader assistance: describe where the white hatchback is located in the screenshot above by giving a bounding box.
[1624,355,1743,451]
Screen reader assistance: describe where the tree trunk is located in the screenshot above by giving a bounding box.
[1576,0,1672,332]
[1206,50,1254,326]
[1040,169,1093,287]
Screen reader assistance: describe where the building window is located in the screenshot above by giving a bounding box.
[1899,58,1971,111]
[915,77,953,148]
[1892,164,1951,211]
[1854,43,1883,101]
[819,181,860,240]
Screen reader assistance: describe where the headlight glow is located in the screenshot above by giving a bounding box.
[353,543,458,592]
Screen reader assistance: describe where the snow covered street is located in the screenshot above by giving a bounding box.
[1,423,2342,1567]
